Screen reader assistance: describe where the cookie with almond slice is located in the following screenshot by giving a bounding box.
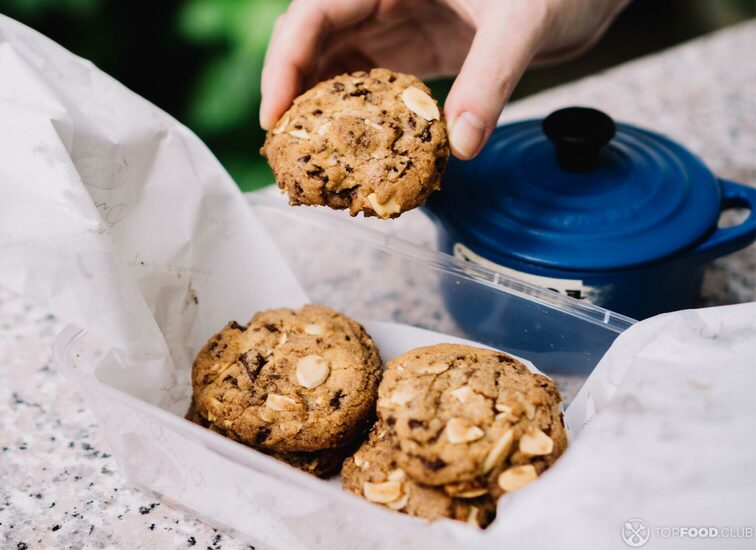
[261,68,449,219]
[191,304,382,453]
[376,344,567,488]
[342,424,496,527]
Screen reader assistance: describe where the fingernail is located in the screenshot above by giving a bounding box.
[450,112,486,159]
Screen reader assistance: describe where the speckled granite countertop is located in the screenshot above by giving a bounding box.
[1,22,754,550]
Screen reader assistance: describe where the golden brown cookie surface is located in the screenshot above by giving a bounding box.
[376,344,567,491]
[342,424,496,528]
[192,305,382,453]
[261,68,449,219]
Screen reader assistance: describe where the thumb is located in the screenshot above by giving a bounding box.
[444,9,545,160]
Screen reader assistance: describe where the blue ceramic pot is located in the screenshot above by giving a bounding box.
[427,108,756,320]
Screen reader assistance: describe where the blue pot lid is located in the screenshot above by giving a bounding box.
[429,107,721,271]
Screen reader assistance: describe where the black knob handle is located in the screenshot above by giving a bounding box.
[542,107,616,172]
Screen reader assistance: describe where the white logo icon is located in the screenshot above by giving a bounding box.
[622,518,651,547]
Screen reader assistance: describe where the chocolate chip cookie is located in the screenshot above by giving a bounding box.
[261,68,449,219]
[186,400,351,477]
[192,305,382,453]
[342,424,496,528]
[376,344,567,494]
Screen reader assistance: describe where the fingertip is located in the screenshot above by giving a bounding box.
[448,111,487,160]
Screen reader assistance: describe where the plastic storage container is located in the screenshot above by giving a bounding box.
[54,193,634,550]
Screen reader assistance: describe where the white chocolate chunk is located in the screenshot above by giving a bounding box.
[288,128,309,140]
[519,427,554,456]
[304,323,325,336]
[266,394,300,411]
[497,465,538,492]
[483,430,514,473]
[296,355,330,389]
[367,193,401,218]
[363,481,403,503]
[445,417,485,444]
[401,86,440,121]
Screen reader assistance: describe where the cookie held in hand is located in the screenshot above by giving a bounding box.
[261,68,449,219]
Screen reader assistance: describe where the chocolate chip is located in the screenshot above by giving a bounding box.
[255,426,271,444]
[386,416,396,427]
[344,335,351,341]
[329,390,343,409]
[399,160,413,177]
[332,82,345,92]
[306,166,328,182]
[298,154,311,163]
[496,354,512,363]
[408,419,425,429]
[388,75,396,83]
[240,352,266,381]
[263,323,279,333]
[349,88,370,98]
[229,321,247,331]
[408,115,416,130]
[294,123,302,129]
[312,109,322,115]
[222,375,238,387]
[421,457,447,471]
[344,164,353,173]
[419,126,431,142]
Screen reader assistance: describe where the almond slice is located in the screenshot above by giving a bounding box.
[317,121,332,135]
[288,128,309,140]
[303,323,325,336]
[389,387,416,406]
[466,506,480,526]
[266,394,300,412]
[445,417,485,444]
[519,427,554,456]
[295,355,330,389]
[497,464,537,492]
[450,386,476,404]
[401,86,440,121]
[364,119,384,131]
[456,488,488,499]
[417,362,449,375]
[272,114,290,134]
[367,193,401,219]
[483,429,514,473]
[387,468,406,482]
[363,481,402,504]
[386,488,410,510]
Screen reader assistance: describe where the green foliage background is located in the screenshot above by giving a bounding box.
[0,0,752,191]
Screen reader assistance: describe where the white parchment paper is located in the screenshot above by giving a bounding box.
[1,14,754,550]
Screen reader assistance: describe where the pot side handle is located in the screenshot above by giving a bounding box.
[687,178,756,262]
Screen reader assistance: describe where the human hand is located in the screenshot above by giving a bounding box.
[260,0,629,160]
